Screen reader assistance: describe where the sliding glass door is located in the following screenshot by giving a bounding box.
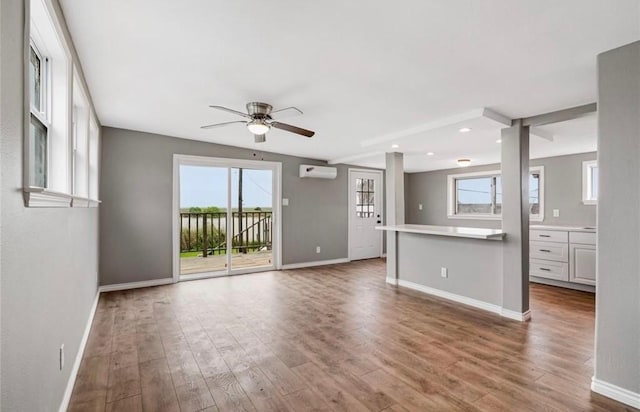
[174,155,280,280]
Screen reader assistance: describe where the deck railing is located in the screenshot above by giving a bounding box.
[180,211,272,257]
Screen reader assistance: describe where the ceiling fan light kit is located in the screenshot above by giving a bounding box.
[201,102,315,143]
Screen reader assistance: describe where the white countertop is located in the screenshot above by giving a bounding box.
[376,224,505,240]
[530,225,596,233]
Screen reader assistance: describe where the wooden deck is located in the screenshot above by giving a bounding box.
[69,259,636,411]
[180,251,273,275]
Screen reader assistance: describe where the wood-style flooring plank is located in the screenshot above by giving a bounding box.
[67,259,638,412]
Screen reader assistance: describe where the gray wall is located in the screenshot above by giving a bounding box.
[594,41,640,398]
[405,152,598,228]
[100,127,381,286]
[397,232,502,305]
[0,1,100,411]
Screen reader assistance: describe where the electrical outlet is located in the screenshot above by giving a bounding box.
[59,344,65,370]
[553,209,560,217]
[282,198,289,206]
[418,203,423,210]
[441,267,448,278]
[316,246,321,254]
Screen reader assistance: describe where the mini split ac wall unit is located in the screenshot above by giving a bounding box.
[299,165,338,179]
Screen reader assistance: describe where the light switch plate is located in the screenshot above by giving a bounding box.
[419,204,423,210]
[553,209,560,217]
[282,198,289,206]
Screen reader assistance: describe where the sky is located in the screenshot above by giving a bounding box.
[180,165,272,208]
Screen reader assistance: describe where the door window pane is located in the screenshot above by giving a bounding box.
[29,114,47,187]
[356,178,374,218]
[456,177,492,214]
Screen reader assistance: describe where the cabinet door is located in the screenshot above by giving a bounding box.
[570,244,596,285]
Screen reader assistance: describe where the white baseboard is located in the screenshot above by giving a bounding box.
[386,276,398,285]
[397,279,503,315]
[99,278,174,292]
[395,279,531,322]
[58,291,100,412]
[591,377,640,409]
[281,258,350,270]
[501,308,532,321]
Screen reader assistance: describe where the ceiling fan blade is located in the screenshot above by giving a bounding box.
[208,105,251,119]
[200,120,246,129]
[271,121,315,138]
[270,106,303,119]
[254,134,266,143]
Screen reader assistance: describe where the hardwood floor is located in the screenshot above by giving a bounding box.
[69,259,637,411]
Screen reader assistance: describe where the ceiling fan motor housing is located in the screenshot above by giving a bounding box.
[247,102,273,118]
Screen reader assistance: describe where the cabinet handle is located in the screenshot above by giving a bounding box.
[539,235,551,238]
[540,268,551,271]
[539,249,551,253]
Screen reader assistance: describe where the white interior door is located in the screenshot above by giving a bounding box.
[349,170,383,260]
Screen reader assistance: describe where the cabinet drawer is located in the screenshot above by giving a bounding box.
[570,232,596,245]
[530,259,569,281]
[530,241,569,262]
[530,230,568,243]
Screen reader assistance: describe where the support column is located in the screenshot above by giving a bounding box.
[592,41,640,408]
[500,120,531,321]
[385,152,404,284]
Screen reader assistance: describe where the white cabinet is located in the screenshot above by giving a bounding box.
[529,227,596,289]
[570,243,596,286]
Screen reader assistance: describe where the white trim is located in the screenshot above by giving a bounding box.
[395,279,530,322]
[582,160,598,205]
[58,291,99,412]
[23,186,72,207]
[397,279,503,314]
[501,308,532,321]
[98,278,174,293]
[348,168,384,261]
[591,377,640,409]
[172,154,283,282]
[281,258,350,270]
[446,166,544,222]
[385,276,398,285]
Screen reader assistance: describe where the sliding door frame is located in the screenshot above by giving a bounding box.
[172,154,283,282]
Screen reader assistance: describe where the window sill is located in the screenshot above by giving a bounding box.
[71,196,102,208]
[448,214,501,221]
[448,214,544,222]
[582,199,597,206]
[23,186,72,207]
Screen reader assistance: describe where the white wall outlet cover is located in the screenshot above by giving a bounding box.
[553,209,560,217]
[441,267,448,278]
[316,246,321,253]
[282,198,289,206]
[419,204,423,210]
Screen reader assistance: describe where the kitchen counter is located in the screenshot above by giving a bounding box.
[376,224,505,240]
[530,225,596,233]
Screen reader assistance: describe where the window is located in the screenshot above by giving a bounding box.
[582,160,598,205]
[356,178,375,218]
[29,44,49,187]
[447,167,544,221]
[25,0,100,207]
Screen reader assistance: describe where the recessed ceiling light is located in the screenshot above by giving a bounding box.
[391,144,399,149]
[427,152,435,156]
[457,159,471,167]
[459,127,472,133]
[496,139,502,143]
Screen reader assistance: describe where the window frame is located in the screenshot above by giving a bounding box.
[447,166,544,222]
[582,160,598,205]
[28,39,51,189]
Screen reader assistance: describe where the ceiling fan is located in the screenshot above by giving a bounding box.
[201,102,315,143]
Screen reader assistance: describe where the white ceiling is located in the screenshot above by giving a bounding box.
[60,0,639,172]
